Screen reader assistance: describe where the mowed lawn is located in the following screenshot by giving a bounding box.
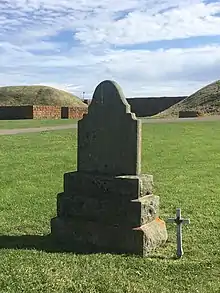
[0,119,77,129]
[0,121,219,293]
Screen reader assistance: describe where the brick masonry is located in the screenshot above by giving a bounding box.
[33,105,61,119]
[68,107,88,119]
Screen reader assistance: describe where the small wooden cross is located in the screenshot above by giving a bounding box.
[167,208,190,258]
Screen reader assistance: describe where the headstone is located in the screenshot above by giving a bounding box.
[51,80,168,256]
[167,208,190,258]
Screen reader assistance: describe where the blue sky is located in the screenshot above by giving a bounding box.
[0,0,220,98]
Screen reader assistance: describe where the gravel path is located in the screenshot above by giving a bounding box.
[1,116,220,136]
[0,124,77,136]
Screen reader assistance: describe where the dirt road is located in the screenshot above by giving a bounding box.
[1,116,220,136]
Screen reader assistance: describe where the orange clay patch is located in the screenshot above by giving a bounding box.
[156,217,165,226]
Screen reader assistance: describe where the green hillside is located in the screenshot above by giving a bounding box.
[158,80,220,117]
[0,85,87,107]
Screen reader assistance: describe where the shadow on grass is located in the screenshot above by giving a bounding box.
[0,234,106,254]
[0,234,176,259]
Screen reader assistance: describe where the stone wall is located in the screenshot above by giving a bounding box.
[0,105,88,120]
[179,111,202,118]
[0,106,33,120]
[0,96,186,120]
[126,96,186,117]
[83,96,186,117]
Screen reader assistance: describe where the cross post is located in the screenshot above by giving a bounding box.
[167,208,190,258]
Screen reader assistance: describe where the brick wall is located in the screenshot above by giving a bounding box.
[68,106,88,119]
[33,105,61,119]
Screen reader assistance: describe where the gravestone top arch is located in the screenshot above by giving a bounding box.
[77,80,142,176]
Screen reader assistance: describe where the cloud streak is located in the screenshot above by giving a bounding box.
[0,0,220,97]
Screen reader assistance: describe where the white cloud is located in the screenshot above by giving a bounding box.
[0,0,220,97]
[75,1,220,45]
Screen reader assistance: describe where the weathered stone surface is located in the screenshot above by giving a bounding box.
[51,80,167,256]
[51,217,167,256]
[139,174,154,196]
[63,172,154,199]
[57,192,159,226]
[133,218,168,253]
[51,217,144,255]
[132,194,160,223]
[77,80,141,176]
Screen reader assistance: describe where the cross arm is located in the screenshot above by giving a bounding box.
[182,219,190,224]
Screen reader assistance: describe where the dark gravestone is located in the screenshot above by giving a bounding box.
[78,80,141,175]
[51,80,167,256]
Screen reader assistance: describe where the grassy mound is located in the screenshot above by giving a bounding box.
[0,85,86,107]
[158,80,220,117]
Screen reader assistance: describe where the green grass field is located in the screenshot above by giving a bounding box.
[0,119,77,129]
[0,122,219,293]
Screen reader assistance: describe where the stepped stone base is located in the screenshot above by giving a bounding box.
[50,171,167,256]
[51,217,167,256]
